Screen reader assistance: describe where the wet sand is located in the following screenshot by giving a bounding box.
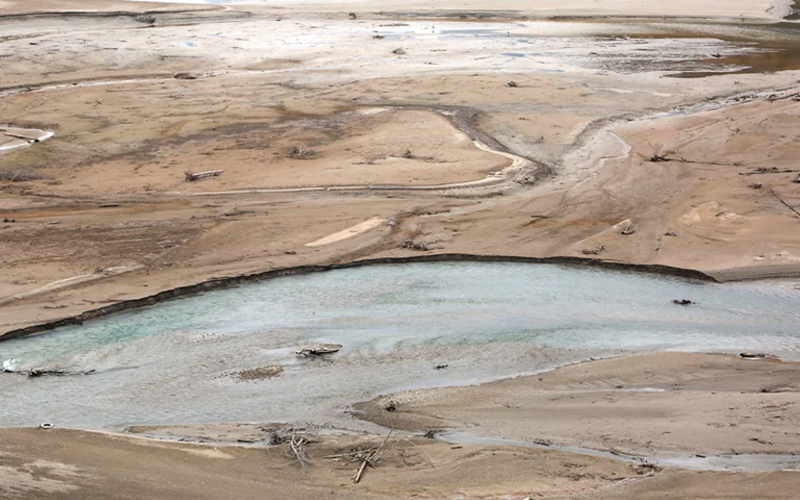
[354,353,800,457]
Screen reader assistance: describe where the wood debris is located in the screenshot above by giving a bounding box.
[740,352,772,359]
[21,368,96,377]
[135,14,156,24]
[582,244,605,255]
[739,167,797,176]
[287,144,315,159]
[223,208,255,217]
[295,343,342,357]
[402,239,429,251]
[621,221,636,235]
[325,431,394,484]
[0,168,43,182]
[185,170,223,182]
[770,189,800,219]
[284,434,312,469]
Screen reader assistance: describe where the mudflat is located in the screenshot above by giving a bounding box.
[2,0,800,498]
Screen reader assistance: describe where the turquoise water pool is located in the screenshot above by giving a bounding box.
[1,262,798,428]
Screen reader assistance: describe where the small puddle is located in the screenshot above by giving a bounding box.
[439,28,502,35]
[624,22,800,77]
[671,45,800,78]
[380,20,800,77]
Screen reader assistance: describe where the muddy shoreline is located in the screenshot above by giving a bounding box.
[0,7,223,21]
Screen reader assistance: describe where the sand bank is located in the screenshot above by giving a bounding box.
[3,424,800,499]
[355,353,800,458]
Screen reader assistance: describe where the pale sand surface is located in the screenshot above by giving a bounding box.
[306,217,388,247]
[13,426,800,500]
[0,427,652,500]
[57,109,511,194]
[355,353,800,456]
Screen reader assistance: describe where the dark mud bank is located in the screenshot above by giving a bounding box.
[0,254,715,342]
[0,8,218,21]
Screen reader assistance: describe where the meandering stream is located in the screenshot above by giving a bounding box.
[1,262,798,431]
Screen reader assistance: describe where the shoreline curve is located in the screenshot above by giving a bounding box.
[0,253,716,342]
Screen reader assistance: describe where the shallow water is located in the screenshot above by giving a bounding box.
[1,262,799,429]
[442,431,800,472]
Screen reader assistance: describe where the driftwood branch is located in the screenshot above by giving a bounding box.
[284,434,311,469]
[372,430,393,462]
[287,144,315,159]
[295,343,342,357]
[352,430,394,484]
[621,221,636,235]
[582,244,605,255]
[4,132,40,142]
[185,170,224,182]
[352,459,368,483]
[324,431,396,484]
[739,168,798,176]
[770,189,800,219]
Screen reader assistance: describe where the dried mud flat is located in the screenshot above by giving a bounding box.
[2,0,800,498]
